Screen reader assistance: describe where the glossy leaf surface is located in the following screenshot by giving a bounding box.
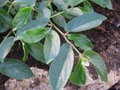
[80,1,94,13]
[52,0,68,10]
[13,0,36,7]
[0,58,34,80]
[68,34,93,50]
[84,50,108,82]
[17,28,48,43]
[69,59,86,86]
[63,0,84,7]
[27,43,45,63]
[0,8,12,26]
[65,13,107,32]
[37,8,51,19]
[37,0,49,10]
[0,22,10,33]
[53,15,66,28]
[44,30,60,64]
[12,7,32,30]
[0,36,15,63]
[91,0,112,9]
[16,18,49,35]
[63,8,83,19]
[49,43,74,90]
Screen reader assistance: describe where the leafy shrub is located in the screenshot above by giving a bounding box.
[0,0,112,89]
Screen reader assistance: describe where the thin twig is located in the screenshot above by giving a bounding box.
[50,12,63,18]
[49,20,82,58]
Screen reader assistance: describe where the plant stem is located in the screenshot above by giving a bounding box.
[7,3,14,14]
[0,31,12,45]
[50,12,63,18]
[0,28,17,45]
[50,21,82,58]
[12,30,16,36]
[33,8,39,13]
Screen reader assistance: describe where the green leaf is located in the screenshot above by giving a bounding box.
[27,42,45,63]
[48,2,54,14]
[52,0,68,10]
[8,6,17,16]
[16,18,49,35]
[17,28,49,43]
[22,42,28,62]
[91,0,113,9]
[37,0,49,10]
[68,34,93,50]
[63,0,85,7]
[12,7,32,31]
[0,8,12,27]
[13,0,36,7]
[42,8,51,19]
[44,30,60,64]
[80,1,94,13]
[49,43,74,90]
[0,0,9,7]
[37,8,51,19]
[83,50,108,82]
[0,58,34,80]
[69,59,86,85]
[0,22,9,33]
[0,36,15,63]
[53,15,66,28]
[62,8,83,19]
[65,13,107,32]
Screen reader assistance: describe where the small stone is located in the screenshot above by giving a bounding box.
[106,45,116,54]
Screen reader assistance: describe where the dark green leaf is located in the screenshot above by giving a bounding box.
[49,43,74,90]
[44,30,60,64]
[53,15,66,28]
[52,0,68,10]
[16,18,49,35]
[63,0,85,7]
[65,13,107,32]
[13,0,36,7]
[62,8,83,19]
[0,0,9,7]
[84,50,108,82]
[91,0,113,9]
[12,7,32,30]
[27,42,45,63]
[68,34,93,50]
[17,28,49,43]
[0,36,15,63]
[0,58,34,80]
[22,42,28,62]
[0,8,12,27]
[8,6,17,16]
[69,59,86,85]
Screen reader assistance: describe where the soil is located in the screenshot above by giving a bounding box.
[0,0,120,90]
[82,0,120,80]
